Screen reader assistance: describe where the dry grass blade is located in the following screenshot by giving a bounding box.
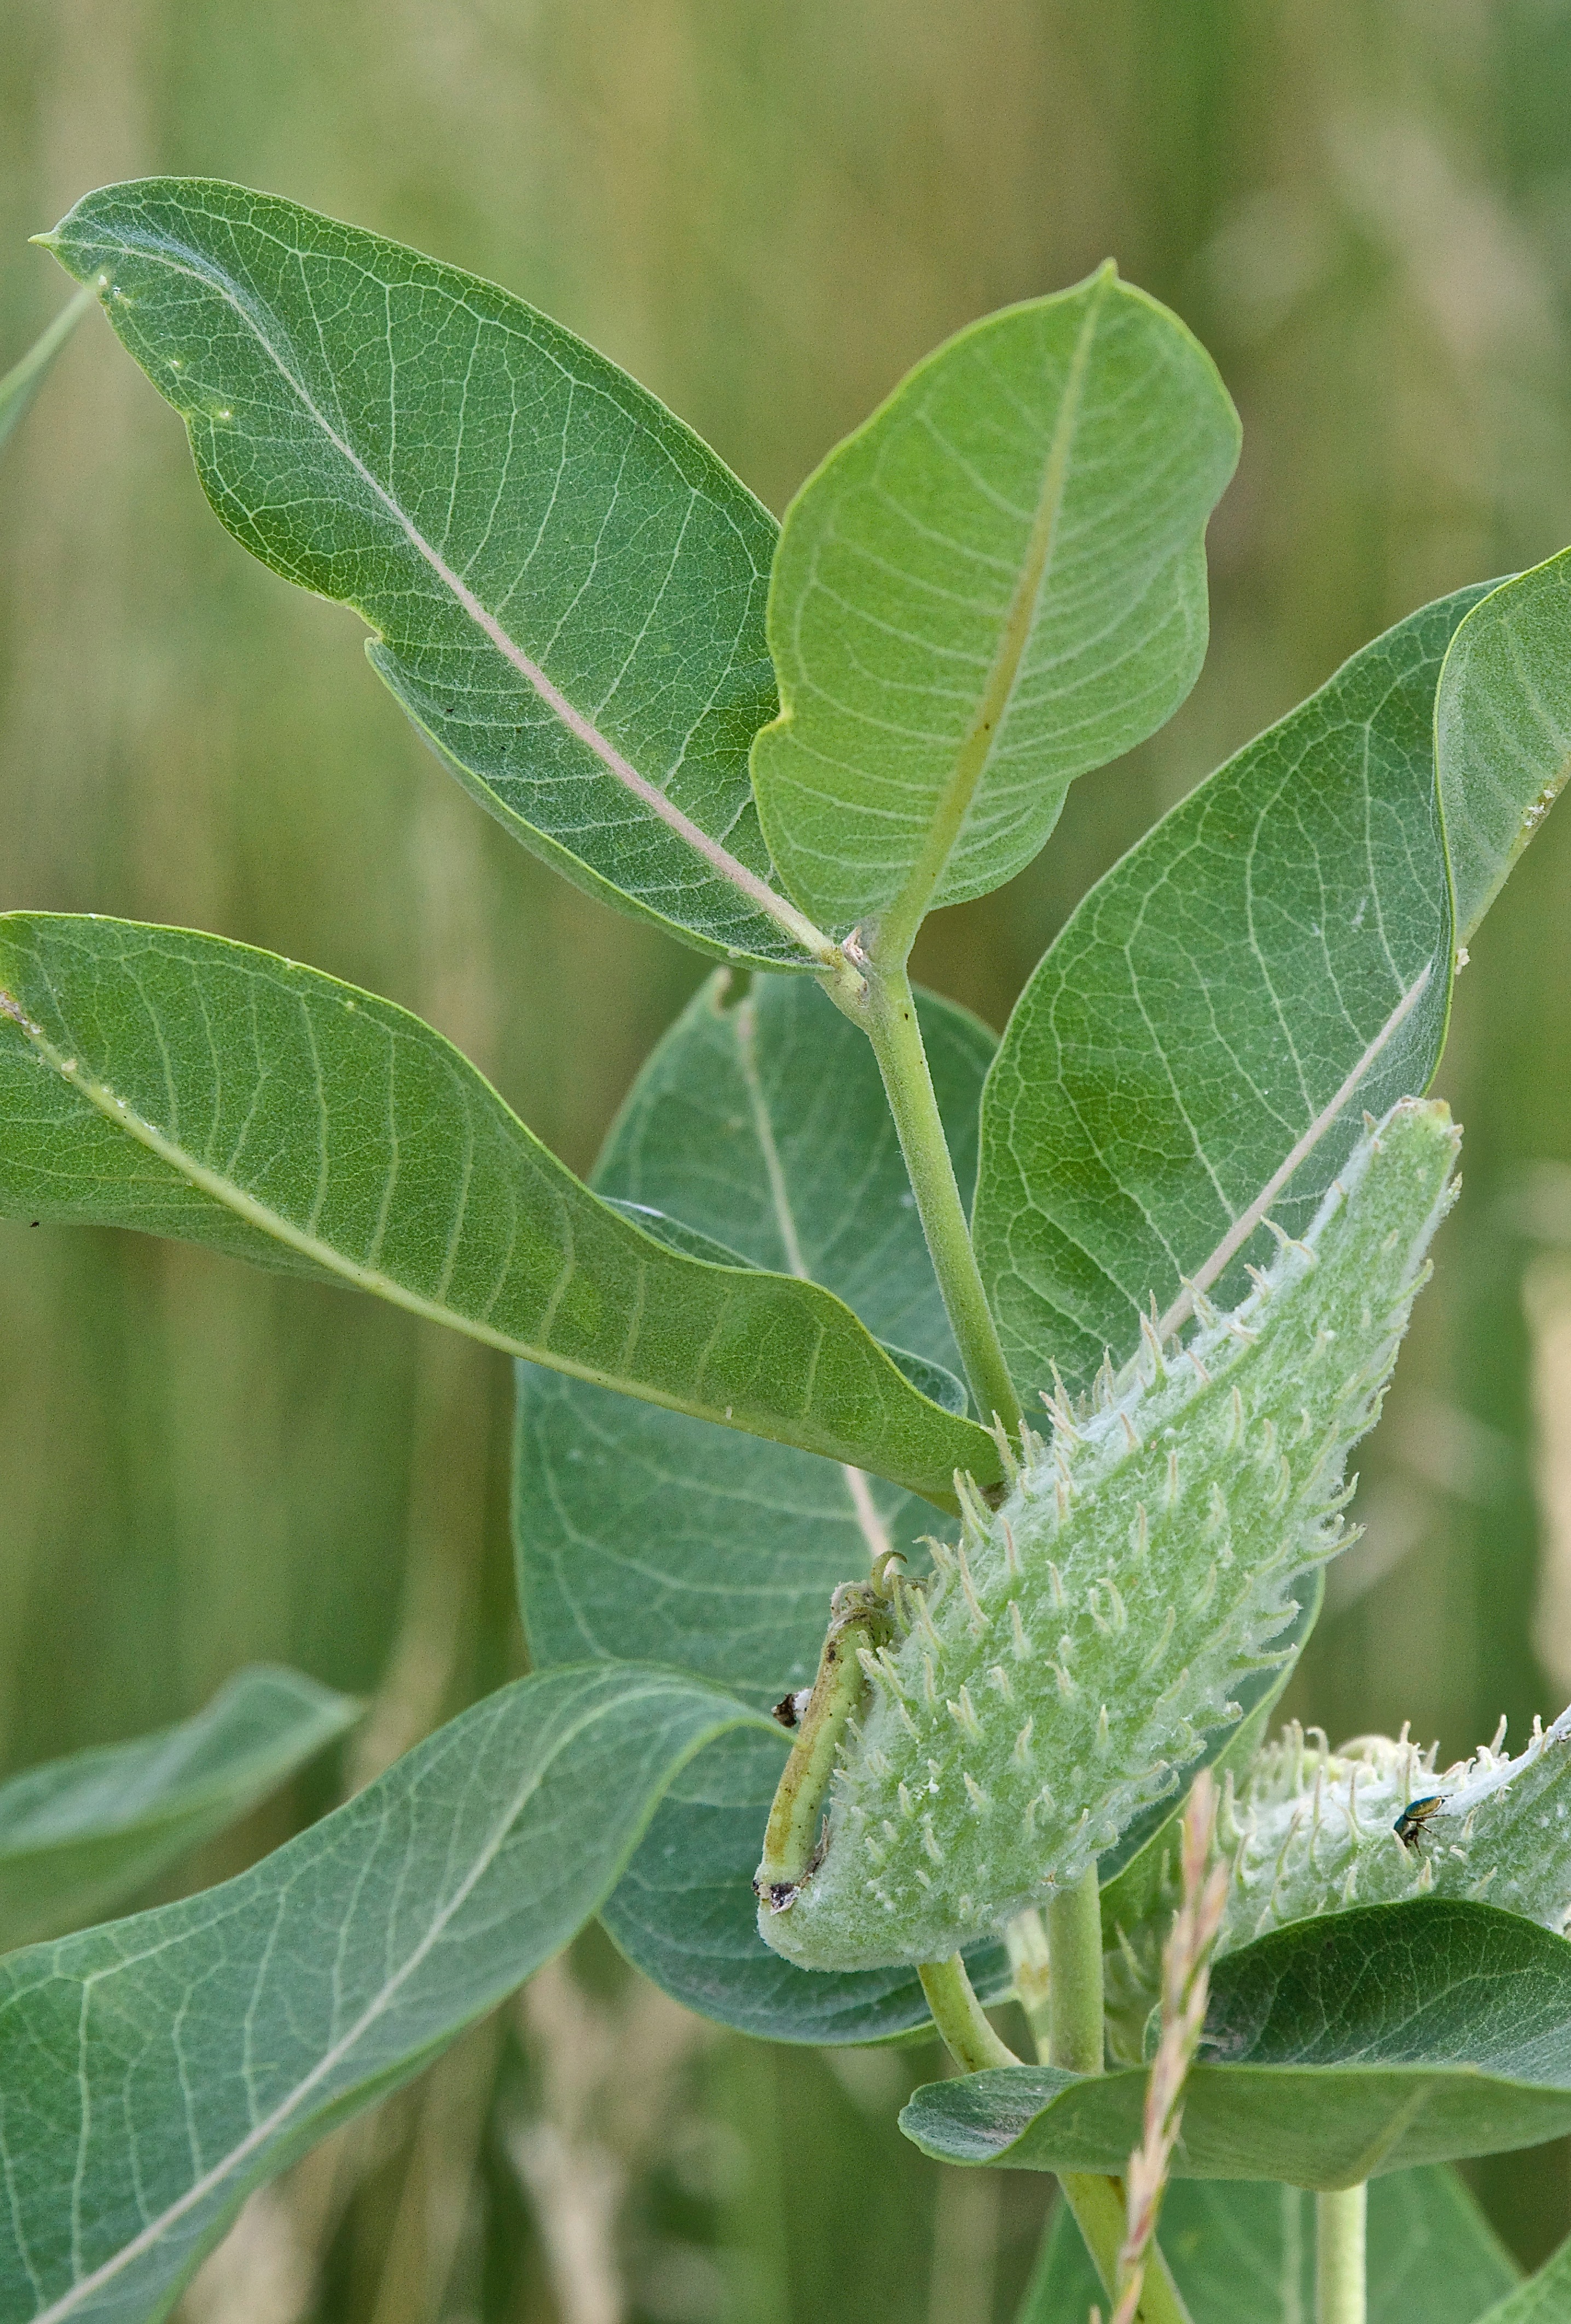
[1105,1770,1228,2324]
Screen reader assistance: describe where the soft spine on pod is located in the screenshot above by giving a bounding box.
[1105,1707,1571,2059]
[756,1098,1462,1973]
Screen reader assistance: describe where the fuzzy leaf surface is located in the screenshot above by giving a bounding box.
[45,179,816,967]
[751,266,1239,945]
[0,1666,773,2324]
[974,584,1499,1398]
[902,1901,1571,2187]
[1027,2166,1518,2323]
[0,1666,357,1953]
[517,971,1010,2037]
[0,286,93,458]
[0,915,994,1501]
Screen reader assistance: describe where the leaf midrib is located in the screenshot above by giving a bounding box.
[22,1676,757,2321]
[0,984,755,1419]
[66,220,831,966]
[871,266,1111,968]
[730,992,895,1564]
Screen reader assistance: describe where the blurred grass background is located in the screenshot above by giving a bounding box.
[5,0,1571,2311]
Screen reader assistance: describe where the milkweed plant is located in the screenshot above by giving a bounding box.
[3,179,1571,2324]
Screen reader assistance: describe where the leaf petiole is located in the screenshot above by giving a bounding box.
[916,1954,1019,2073]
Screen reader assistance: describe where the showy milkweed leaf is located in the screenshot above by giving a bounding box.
[0,1665,357,1952]
[751,265,1239,952]
[0,914,997,1503]
[0,285,94,459]
[42,179,823,969]
[902,1901,1571,2189]
[1023,2166,1518,2324]
[517,970,1011,2038]
[975,552,1571,1399]
[0,1666,775,2324]
[1434,551,1571,941]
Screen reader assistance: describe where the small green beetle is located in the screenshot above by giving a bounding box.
[1394,1793,1446,1849]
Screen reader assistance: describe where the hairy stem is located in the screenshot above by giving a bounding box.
[917,1954,1019,2073]
[1047,1867,1105,2076]
[1316,2186,1367,2324]
[847,960,1022,1435]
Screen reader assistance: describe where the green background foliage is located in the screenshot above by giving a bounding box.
[7,1,1571,2313]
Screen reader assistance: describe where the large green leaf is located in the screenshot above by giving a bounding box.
[0,1666,773,2324]
[43,179,822,970]
[517,971,1011,2037]
[901,1902,1571,2188]
[518,972,991,1682]
[750,268,1238,950]
[0,285,93,459]
[0,914,996,1502]
[1025,2166,1518,2323]
[975,559,1571,1399]
[0,1666,357,1953]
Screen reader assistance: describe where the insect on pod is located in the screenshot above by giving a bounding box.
[1394,1793,1446,1849]
[753,1576,898,1912]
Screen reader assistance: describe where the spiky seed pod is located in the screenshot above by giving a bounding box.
[1104,1706,1571,2059]
[756,1099,1461,1973]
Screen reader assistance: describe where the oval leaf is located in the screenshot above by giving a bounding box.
[516,969,1011,2038]
[751,264,1239,950]
[0,1666,357,1953]
[976,556,1571,1402]
[44,179,824,969]
[973,584,1486,1397]
[0,914,997,1503]
[901,1901,1571,2189]
[0,1666,773,2323]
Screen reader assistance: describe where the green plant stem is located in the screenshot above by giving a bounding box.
[1047,1867,1105,2076]
[918,1954,1019,2072]
[1316,2186,1367,2324]
[848,960,1023,1436]
[1059,2175,1193,2324]
[1044,1866,1195,2324]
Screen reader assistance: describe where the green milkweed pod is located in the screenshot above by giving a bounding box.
[1104,1706,1571,2058]
[756,1097,1462,1973]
